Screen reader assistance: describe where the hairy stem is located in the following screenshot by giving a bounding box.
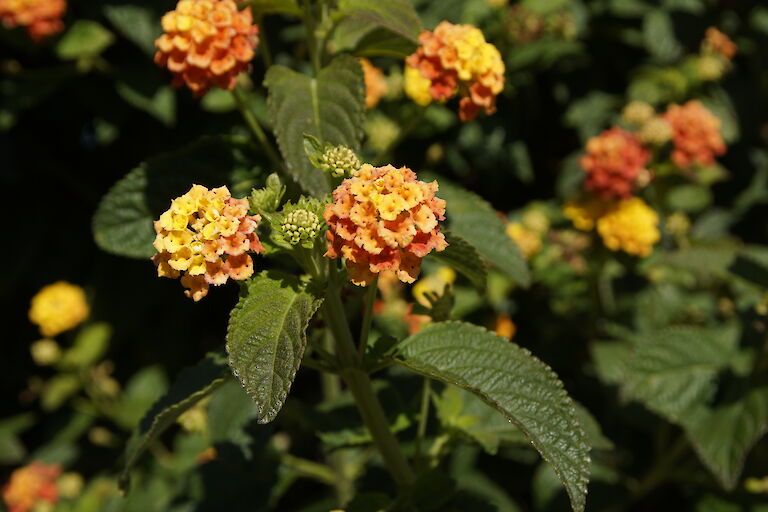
[322,267,416,487]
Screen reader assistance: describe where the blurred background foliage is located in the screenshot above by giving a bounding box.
[3,0,768,510]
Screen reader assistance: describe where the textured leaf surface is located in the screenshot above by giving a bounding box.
[397,322,590,512]
[337,0,422,42]
[620,325,739,423]
[683,387,768,490]
[265,56,365,197]
[93,136,256,259]
[429,230,487,290]
[226,272,322,423]
[120,352,230,490]
[431,178,530,287]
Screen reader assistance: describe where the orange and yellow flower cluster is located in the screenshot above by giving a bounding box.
[152,184,264,301]
[154,0,258,96]
[580,128,650,200]
[662,100,726,169]
[565,196,659,257]
[405,21,505,121]
[324,164,448,286]
[0,0,65,41]
[702,27,736,60]
[2,462,60,512]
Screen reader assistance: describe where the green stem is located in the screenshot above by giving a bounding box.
[281,454,338,486]
[231,86,283,172]
[302,0,321,75]
[358,276,378,356]
[322,271,416,487]
[414,377,431,466]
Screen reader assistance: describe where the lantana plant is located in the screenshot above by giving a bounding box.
[91,0,591,510]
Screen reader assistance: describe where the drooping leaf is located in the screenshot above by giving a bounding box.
[120,352,230,490]
[397,322,590,512]
[226,271,323,423]
[103,4,159,55]
[620,325,739,423]
[430,178,530,287]
[265,56,365,197]
[429,230,487,290]
[56,20,114,60]
[336,0,422,42]
[683,387,768,490]
[93,136,257,259]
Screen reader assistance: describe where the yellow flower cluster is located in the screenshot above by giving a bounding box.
[412,266,456,307]
[565,197,659,257]
[28,282,89,337]
[506,222,541,259]
[152,184,264,301]
[596,198,660,257]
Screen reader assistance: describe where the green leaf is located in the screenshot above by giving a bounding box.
[250,0,302,16]
[336,0,422,42]
[226,271,323,423]
[58,322,111,369]
[435,386,527,454]
[0,414,35,464]
[590,340,633,385]
[265,55,365,197]
[207,379,263,456]
[431,178,530,287]
[115,82,176,126]
[120,352,230,490]
[642,10,682,62]
[103,5,159,55]
[684,387,768,490]
[397,321,590,512]
[429,230,487,290]
[56,20,115,60]
[93,136,257,259]
[620,325,739,423]
[114,366,168,429]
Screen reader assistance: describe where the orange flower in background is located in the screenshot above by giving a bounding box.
[2,462,60,512]
[663,100,726,169]
[580,128,649,200]
[494,314,516,339]
[360,58,387,109]
[702,27,736,60]
[324,164,448,286]
[0,0,65,41]
[405,21,505,121]
[154,0,258,96]
[152,184,264,301]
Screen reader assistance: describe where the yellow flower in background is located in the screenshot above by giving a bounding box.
[404,65,432,107]
[412,266,456,307]
[563,197,608,231]
[28,282,89,338]
[506,222,541,259]
[596,198,660,257]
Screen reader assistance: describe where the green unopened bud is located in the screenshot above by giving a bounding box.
[639,117,673,146]
[319,145,361,178]
[57,472,85,499]
[30,339,61,366]
[250,173,286,214]
[665,212,691,237]
[365,114,400,153]
[621,101,654,126]
[282,209,322,246]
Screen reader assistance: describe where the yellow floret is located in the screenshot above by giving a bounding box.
[596,198,660,257]
[404,65,432,106]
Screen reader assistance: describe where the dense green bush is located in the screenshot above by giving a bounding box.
[3,0,768,511]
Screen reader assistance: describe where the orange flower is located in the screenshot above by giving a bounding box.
[580,128,649,200]
[360,58,387,109]
[663,100,726,168]
[152,184,264,301]
[2,462,60,512]
[154,0,258,96]
[324,164,448,286]
[0,0,65,41]
[405,21,504,121]
[702,27,736,60]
